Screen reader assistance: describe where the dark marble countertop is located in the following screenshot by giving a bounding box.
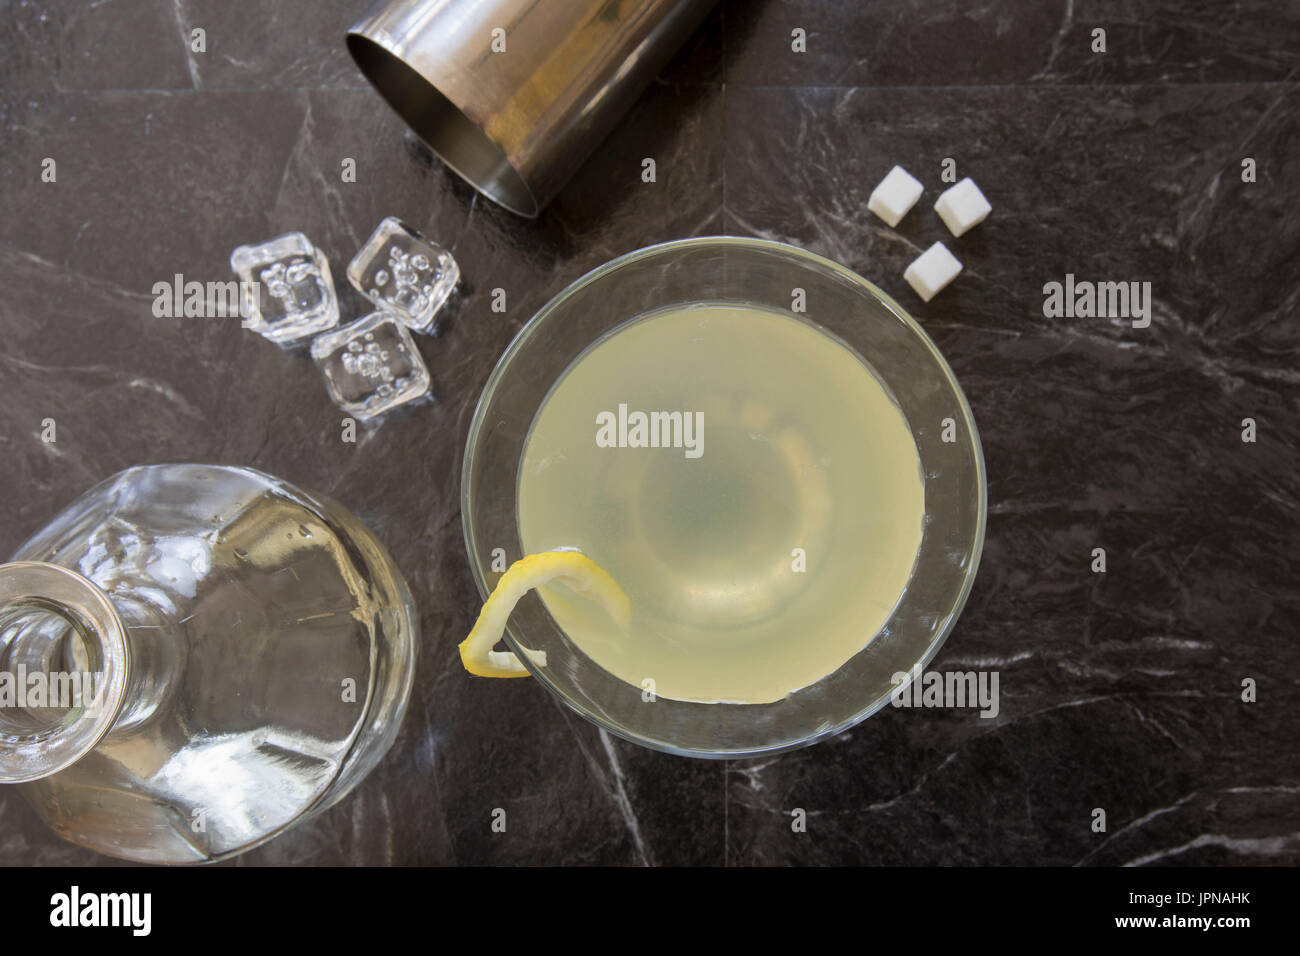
[1,0,1297,866]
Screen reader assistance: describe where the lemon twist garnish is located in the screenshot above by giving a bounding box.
[459,550,631,678]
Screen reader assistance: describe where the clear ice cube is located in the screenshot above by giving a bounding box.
[230,232,339,345]
[347,217,459,334]
[310,312,432,420]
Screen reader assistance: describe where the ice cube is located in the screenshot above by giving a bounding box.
[230,232,339,345]
[310,312,432,420]
[347,218,459,334]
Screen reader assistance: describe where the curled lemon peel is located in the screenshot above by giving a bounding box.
[459,550,631,678]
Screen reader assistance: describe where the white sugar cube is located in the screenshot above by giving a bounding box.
[904,242,963,302]
[934,177,991,237]
[867,165,924,227]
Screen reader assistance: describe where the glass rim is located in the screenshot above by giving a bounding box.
[0,561,131,782]
[461,235,988,758]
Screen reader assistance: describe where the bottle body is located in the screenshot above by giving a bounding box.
[6,464,417,864]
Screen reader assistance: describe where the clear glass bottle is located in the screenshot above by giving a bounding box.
[0,464,417,864]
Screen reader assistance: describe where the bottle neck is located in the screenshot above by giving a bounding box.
[0,562,130,783]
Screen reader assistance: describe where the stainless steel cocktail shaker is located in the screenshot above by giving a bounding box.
[347,0,716,217]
